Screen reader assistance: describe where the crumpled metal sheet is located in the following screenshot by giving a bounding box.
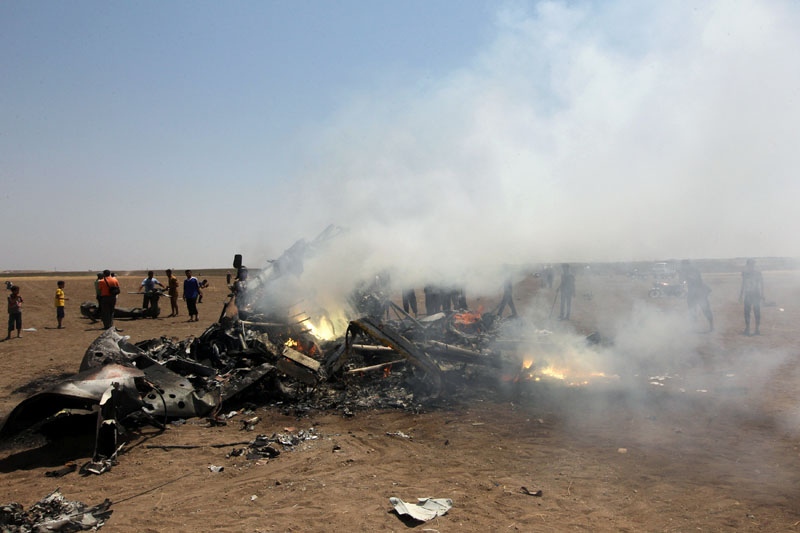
[140,363,218,419]
[0,364,144,439]
[389,497,452,522]
[219,363,275,403]
[0,489,113,531]
[80,329,144,371]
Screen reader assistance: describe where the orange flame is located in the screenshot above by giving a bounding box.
[454,311,482,325]
[284,337,319,357]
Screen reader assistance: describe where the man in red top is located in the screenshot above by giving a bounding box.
[98,269,120,329]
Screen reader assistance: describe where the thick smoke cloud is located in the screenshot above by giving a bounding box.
[275,0,800,293]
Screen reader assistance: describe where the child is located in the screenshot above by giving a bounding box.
[198,279,209,303]
[55,280,68,328]
[6,285,23,339]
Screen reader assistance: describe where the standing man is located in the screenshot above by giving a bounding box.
[183,270,201,322]
[739,258,764,336]
[94,273,103,307]
[165,269,179,317]
[557,264,576,320]
[424,285,440,315]
[98,270,120,329]
[545,266,554,289]
[680,259,713,332]
[138,271,165,311]
[497,275,518,318]
[402,288,418,317]
[454,286,467,310]
[440,286,453,313]
[55,280,68,329]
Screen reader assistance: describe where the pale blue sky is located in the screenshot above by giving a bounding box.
[3,1,799,272]
[1,1,494,270]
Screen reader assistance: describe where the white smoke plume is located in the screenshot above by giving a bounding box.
[262,0,800,298]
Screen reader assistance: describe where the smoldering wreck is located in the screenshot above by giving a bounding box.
[0,226,606,480]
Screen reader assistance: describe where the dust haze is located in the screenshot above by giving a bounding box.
[257,0,800,290]
[244,1,798,434]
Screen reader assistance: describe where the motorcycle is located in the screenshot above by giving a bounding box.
[648,280,686,298]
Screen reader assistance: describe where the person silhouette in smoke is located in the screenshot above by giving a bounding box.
[402,288,418,317]
[680,259,713,332]
[424,285,440,315]
[739,258,764,336]
[496,274,518,318]
[557,263,575,320]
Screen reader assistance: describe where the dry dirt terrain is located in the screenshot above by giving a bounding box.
[1,270,800,531]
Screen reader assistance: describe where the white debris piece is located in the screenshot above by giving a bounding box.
[389,497,452,522]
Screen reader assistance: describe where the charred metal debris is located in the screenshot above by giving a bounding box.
[1,303,520,467]
[0,227,583,474]
[0,489,112,532]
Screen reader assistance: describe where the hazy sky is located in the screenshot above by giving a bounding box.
[2,1,799,271]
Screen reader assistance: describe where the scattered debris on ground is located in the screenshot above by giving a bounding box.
[0,489,112,532]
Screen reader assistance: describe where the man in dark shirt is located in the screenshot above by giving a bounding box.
[424,285,440,315]
[739,258,764,336]
[680,259,713,332]
[183,270,201,322]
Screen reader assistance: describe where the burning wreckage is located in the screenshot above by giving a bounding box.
[0,226,605,479]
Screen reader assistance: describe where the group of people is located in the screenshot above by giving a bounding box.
[4,280,69,340]
[680,258,765,335]
[492,259,764,335]
[2,270,211,338]
[496,264,576,320]
[133,270,206,319]
[3,259,770,339]
[94,269,207,328]
[410,286,467,317]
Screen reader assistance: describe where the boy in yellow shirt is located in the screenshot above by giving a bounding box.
[55,280,68,329]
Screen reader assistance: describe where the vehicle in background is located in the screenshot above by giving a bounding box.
[652,262,677,279]
[649,280,686,298]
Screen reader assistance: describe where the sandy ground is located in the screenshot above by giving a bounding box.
[1,270,800,531]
